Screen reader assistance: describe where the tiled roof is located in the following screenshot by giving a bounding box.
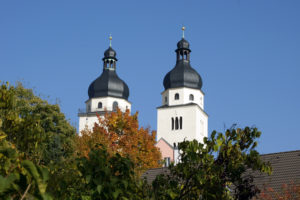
[142,150,300,191]
[141,167,169,184]
[254,150,300,191]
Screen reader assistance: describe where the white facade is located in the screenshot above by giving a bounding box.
[161,87,204,109]
[78,96,131,133]
[156,87,208,163]
[157,88,208,146]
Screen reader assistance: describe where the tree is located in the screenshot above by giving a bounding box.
[76,109,162,175]
[0,82,52,199]
[0,81,76,166]
[0,81,76,198]
[76,145,151,200]
[152,127,272,200]
[0,134,52,200]
[257,182,300,200]
[1,81,274,199]
[1,82,76,166]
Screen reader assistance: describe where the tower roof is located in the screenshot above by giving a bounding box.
[103,47,117,60]
[88,36,129,100]
[177,38,190,49]
[163,29,202,90]
[88,69,129,99]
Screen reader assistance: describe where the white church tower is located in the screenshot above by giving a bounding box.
[78,36,131,133]
[156,28,208,164]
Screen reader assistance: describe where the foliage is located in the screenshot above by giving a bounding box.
[0,132,52,199]
[257,182,300,200]
[1,81,276,199]
[76,108,162,175]
[0,82,76,166]
[152,127,272,200]
[76,145,150,200]
[0,81,76,199]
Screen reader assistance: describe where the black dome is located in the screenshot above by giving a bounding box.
[163,60,202,90]
[104,47,117,59]
[177,38,190,49]
[88,69,129,100]
[88,45,129,100]
[163,38,202,90]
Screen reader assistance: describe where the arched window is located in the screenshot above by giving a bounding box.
[175,93,179,100]
[165,96,168,103]
[98,102,102,109]
[180,117,183,129]
[112,101,118,111]
[189,94,194,101]
[175,117,179,130]
[171,118,174,130]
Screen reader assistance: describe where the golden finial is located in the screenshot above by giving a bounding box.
[109,34,112,47]
[181,26,185,38]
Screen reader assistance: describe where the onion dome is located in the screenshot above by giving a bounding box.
[88,36,129,100]
[163,27,202,90]
[104,47,117,59]
[177,38,190,49]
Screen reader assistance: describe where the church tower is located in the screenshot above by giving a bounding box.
[156,28,208,164]
[78,36,131,133]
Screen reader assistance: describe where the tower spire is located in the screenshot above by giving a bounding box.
[181,26,185,38]
[103,35,117,70]
[109,34,112,47]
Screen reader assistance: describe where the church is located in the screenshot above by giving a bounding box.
[78,29,300,193]
[78,28,208,164]
[155,27,208,165]
[78,35,131,133]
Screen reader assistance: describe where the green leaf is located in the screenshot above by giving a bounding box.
[216,138,222,147]
[0,174,19,193]
[213,144,219,152]
[22,160,39,180]
[96,185,102,194]
[86,175,91,183]
[112,189,120,199]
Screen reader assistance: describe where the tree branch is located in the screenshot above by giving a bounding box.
[20,182,32,200]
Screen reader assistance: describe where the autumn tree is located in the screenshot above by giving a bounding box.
[76,108,162,175]
[257,182,300,200]
[152,127,272,200]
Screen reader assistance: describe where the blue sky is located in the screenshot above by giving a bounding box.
[1,0,299,154]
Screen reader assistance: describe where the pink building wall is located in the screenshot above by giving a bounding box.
[156,138,174,161]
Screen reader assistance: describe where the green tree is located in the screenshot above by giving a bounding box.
[76,145,150,200]
[1,82,76,166]
[152,127,272,200]
[0,82,52,199]
[0,134,52,200]
[0,81,76,198]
